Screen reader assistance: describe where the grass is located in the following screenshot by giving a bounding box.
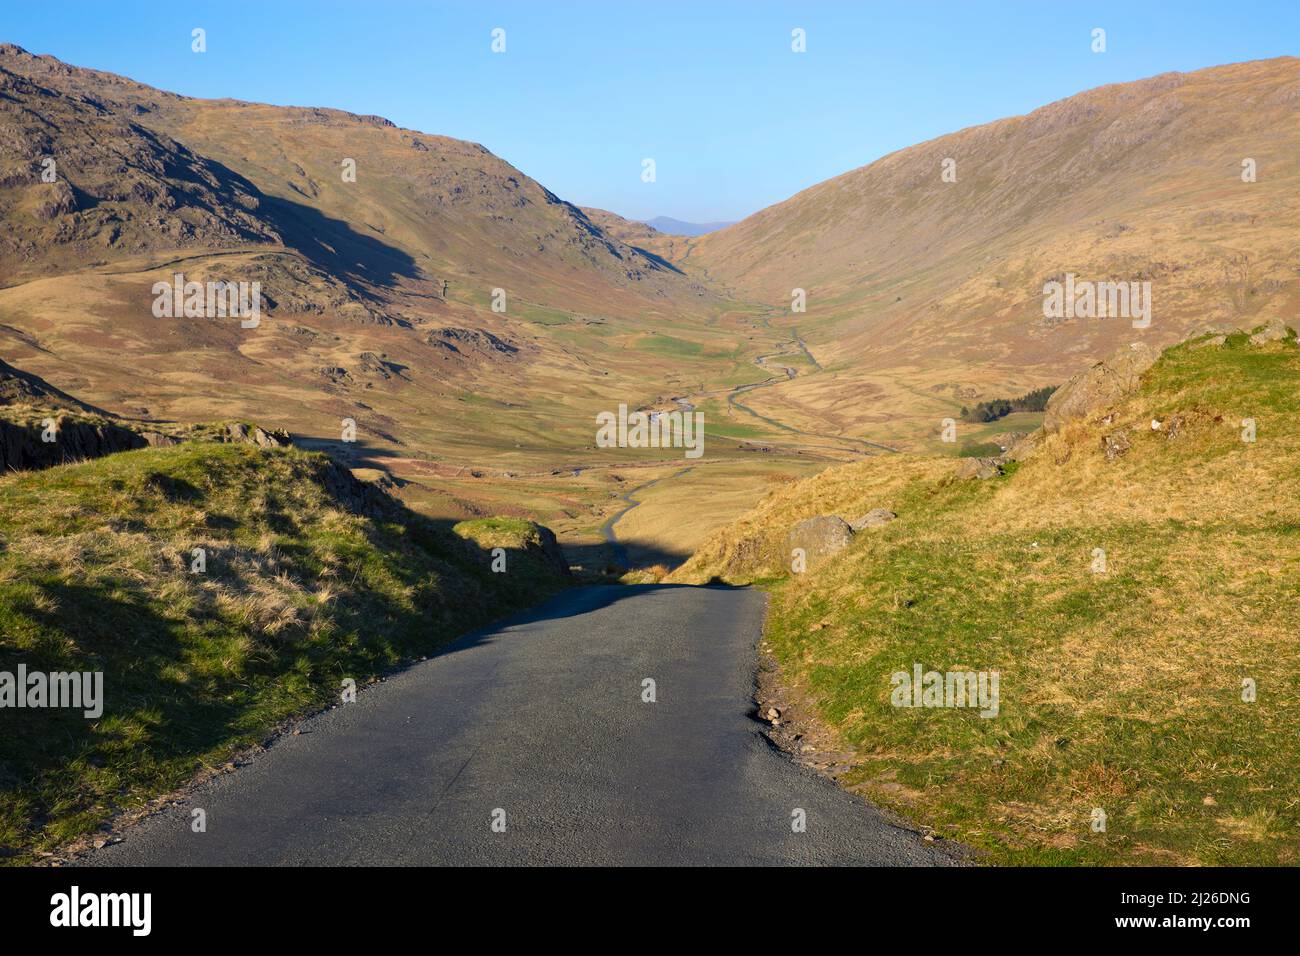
[671,334,1300,865]
[0,441,570,861]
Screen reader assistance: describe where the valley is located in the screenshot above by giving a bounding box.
[3,45,1296,573]
[0,23,1296,874]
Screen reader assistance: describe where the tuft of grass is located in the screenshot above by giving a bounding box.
[0,442,569,861]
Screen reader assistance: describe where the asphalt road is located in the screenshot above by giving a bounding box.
[85,585,960,866]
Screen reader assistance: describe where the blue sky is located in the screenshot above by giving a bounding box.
[5,1,1297,222]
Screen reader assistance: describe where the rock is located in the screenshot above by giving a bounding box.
[989,431,1028,452]
[1004,430,1042,462]
[1043,342,1158,431]
[224,421,290,448]
[786,515,854,570]
[534,523,573,578]
[0,416,148,472]
[426,327,519,358]
[849,508,896,530]
[1101,430,1131,460]
[251,426,285,448]
[1249,317,1292,345]
[1192,334,1226,350]
[953,457,1003,480]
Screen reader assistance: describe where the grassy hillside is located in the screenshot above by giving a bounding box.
[671,330,1299,865]
[0,440,570,861]
[691,57,1300,452]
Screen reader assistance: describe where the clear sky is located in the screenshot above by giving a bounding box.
[5,1,1297,222]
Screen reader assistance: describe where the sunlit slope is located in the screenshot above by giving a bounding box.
[0,43,781,471]
[671,330,1300,864]
[692,58,1300,444]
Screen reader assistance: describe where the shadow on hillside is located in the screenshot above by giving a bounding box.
[260,193,421,292]
[561,538,689,574]
[164,148,422,294]
[629,245,685,275]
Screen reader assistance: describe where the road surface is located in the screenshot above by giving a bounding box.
[85,585,961,866]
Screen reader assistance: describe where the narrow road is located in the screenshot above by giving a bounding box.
[84,586,960,866]
[599,467,694,567]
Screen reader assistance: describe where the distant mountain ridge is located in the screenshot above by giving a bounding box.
[642,216,735,236]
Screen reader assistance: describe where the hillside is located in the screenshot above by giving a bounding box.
[671,325,1300,865]
[0,43,813,554]
[0,45,758,459]
[4,45,1299,572]
[691,57,1300,451]
[0,433,571,861]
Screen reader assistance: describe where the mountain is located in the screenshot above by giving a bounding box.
[4,45,1299,563]
[690,57,1300,448]
[0,44,696,302]
[578,207,693,268]
[643,216,735,236]
[0,44,761,492]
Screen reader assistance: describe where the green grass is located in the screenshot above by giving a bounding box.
[0,442,570,860]
[677,335,1300,865]
[634,334,705,358]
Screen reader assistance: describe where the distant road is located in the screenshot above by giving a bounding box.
[599,467,694,567]
[85,586,959,866]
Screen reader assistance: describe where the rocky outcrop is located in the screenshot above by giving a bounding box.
[953,457,1003,480]
[426,327,519,359]
[1249,317,1292,345]
[1043,342,1158,432]
[0,416,148,472]
[849,508,896,530]
[533,524,572,578]
[787,516,854,570]
[221,422,291,448]
[1101,430,1132,460]
[318,458,393,518]
[0,359,104,413]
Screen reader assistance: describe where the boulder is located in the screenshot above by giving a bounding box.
[534,524,573,578]
[1043,342,1157,432]
[954,457,1003,480]
[1101,430,1131,460]
[786,516,854,570]
[224,421,290,448]
[849,508,896,530]
[1249,318,1292,345]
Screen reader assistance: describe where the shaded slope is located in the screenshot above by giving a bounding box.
[0,439,571,859]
